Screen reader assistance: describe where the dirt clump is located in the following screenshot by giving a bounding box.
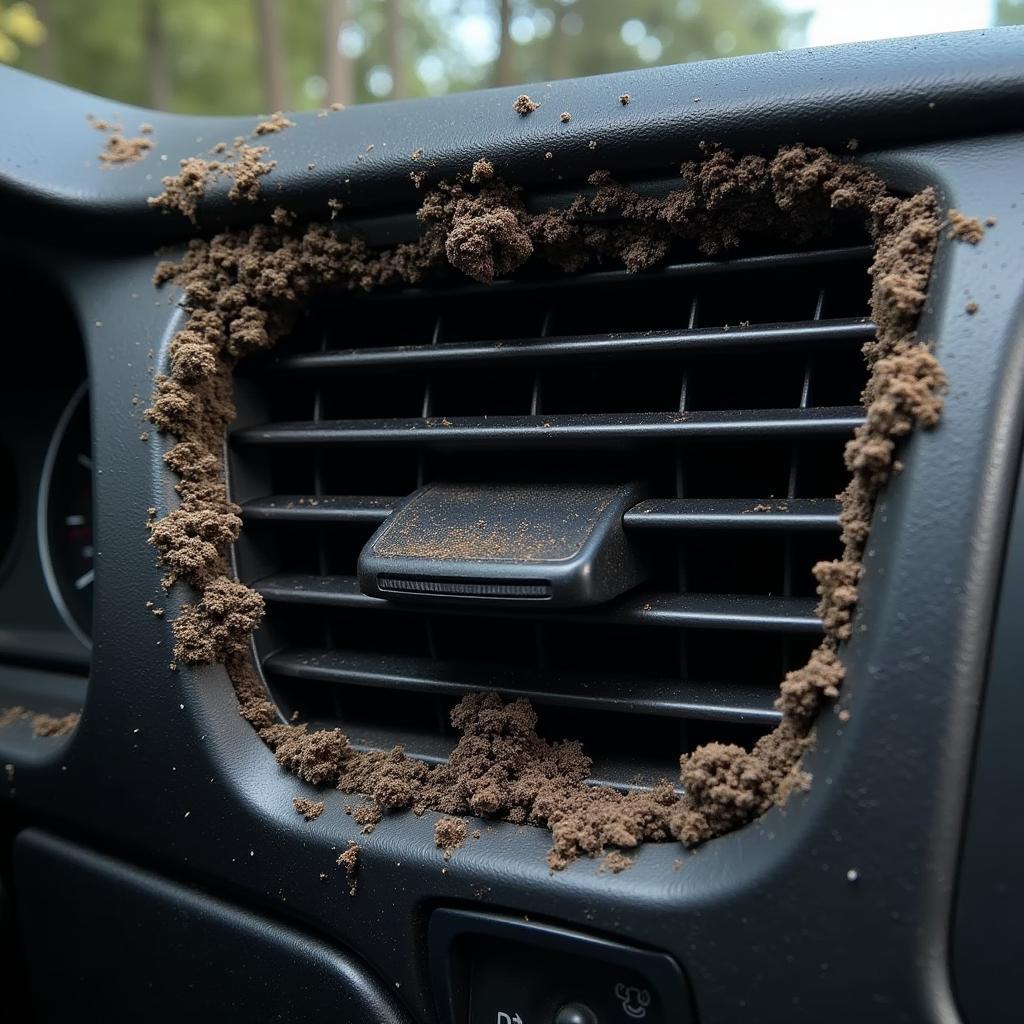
[254,111,294,135]
[618,93,630,105]
[99,132,153,166]
[470,158,494,183]
[293,796,325,821]
[946,209,984,244]
[512,94,539,116]
[146,143,945,867]
[31,712,80,737]
[435,817,468,859]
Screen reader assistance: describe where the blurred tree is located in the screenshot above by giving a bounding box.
[997,0,1024,25]
[324,0,356,106]
[0,0,45,64]
[10,0,810,113]
[144,0,170,109]
[385,0,408,98]
[495,0,513,85]
[255,0,289,109]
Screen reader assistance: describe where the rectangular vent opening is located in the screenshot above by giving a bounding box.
[230,237,872,790]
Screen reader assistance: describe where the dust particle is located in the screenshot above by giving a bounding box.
[560,111,571,123]
[965,300,978,315]
[618,93,630,105]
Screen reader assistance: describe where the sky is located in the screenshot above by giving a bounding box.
[777,0,997,48]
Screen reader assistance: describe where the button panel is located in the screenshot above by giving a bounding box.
[429,909,695,1024]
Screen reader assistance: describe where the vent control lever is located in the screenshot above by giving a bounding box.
[357,482,649,606]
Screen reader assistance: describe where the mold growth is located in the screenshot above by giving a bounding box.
[145,144,945,868]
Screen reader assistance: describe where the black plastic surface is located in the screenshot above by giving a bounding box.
[14,828,408,1024]
[0,33,1022,1024]
[359,482,648,606]
[428,908,694,1024]
[953,450,1024,1023]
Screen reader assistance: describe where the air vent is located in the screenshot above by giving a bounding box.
[229,239,871,788]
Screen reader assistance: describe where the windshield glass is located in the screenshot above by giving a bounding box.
[1,0,1013,114]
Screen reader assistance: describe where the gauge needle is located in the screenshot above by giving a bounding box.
[74,568,95,591]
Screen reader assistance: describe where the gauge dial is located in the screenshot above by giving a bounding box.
[39,383,93,647]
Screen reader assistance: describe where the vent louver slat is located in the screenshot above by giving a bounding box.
[229,234,873,787]
[254,574,823,632]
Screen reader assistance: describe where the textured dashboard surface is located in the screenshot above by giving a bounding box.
[0,28,1023,238]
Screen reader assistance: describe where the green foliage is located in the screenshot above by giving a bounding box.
[997,0,1024,26]
[0,1,46,64]
[12,0,812,113]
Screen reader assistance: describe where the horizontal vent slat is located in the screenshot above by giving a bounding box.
[622,497,841,531]
[242,495,396,524]
[265,648,782,725]
[254,574,823,633]
[260,319,874,374]
[234,407,864,449]
[371,244,875,299]
[242,495,841,532]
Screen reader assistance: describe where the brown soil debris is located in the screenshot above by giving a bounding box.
[147,143,943,867]
[293,796,325,821]
[600,850,633,873]
[0,707,80,737]
[947,209,984,244]
[560,111,571,123]
[336,841,360,895]
[435,817,468,859]
[512,94,539,116]
[470,158,494,183]
[148,139,277,222]
[254,111,294,135]
[966,300,978,315]
[99,132,153,166]
[618,93,630,105]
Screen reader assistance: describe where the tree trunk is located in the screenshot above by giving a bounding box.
[255,0,289,112]
[494,0,513,87]
[323,0,356,106]
[385,0,407,99]
[30,0,57,79]
[144,0,170,111]
[547,10,574,82]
